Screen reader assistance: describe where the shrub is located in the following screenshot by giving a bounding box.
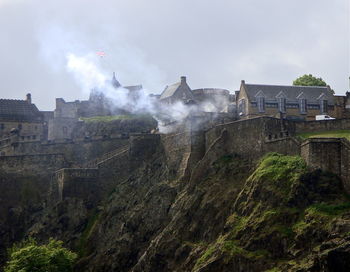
[5,238,77,272]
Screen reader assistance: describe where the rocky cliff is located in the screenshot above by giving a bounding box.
[1,133,350,271]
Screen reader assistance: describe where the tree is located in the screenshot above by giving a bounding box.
[4,238,77,272]
[293,74,327,87]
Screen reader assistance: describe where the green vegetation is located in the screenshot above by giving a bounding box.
[249,153,307,196]
[253,153,307,183]
[307,202,350,216]
[293,74,327,87]
[5,238,76,272]
[81,114,154,123]
[297,130,350,141]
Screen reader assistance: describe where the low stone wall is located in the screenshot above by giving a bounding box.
[294,118,350,133]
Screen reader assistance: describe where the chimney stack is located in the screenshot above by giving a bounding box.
[26,93,32,104]
[181,76,186,84]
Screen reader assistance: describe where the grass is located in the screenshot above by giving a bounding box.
[81,114,154,123]
[248,153,307,197]
[307,202,350,216]
[297,130,350,141]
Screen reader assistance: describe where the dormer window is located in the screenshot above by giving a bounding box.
[278,98,286,113]
[258,96,265,113]
[299,99,307,114]
[320,99,328,114]
[255,90,265,113]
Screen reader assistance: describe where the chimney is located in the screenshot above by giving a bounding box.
[181,76,186,84]
[241,80,245,85]
[26,93,32,104]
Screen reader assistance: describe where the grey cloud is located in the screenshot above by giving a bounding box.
[0,0,348,110]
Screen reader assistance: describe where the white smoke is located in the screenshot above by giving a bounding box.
[65,52,202,132]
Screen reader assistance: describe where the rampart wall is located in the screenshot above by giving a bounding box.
[0,137,129,165]
[301,138,350,193]
[293,118,350,133]
[205,117,299,162]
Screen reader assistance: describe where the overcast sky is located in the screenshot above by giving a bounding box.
[0,0,349,110]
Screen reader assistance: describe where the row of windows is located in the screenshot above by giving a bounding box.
[20,135,37,140]
[248,99,329,114]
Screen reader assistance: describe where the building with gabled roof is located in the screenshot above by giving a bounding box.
[236,80,335,121]
[159,76,195,104]
[0,93,45,140]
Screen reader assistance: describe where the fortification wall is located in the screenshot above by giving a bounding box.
[161,132,192,180]
[55,168,99,202]
[301,138,350,193]
[0,154,68,175]
[1,137,129,165]
[294,118,350,133]
[205,117,299,161]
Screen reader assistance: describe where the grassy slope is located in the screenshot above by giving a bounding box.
[193,153,350,272]
[297,130,350,141]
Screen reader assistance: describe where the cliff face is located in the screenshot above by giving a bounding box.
[17,149,350,272]
[2,131,350,271]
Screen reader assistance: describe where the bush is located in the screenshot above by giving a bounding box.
[5,238,77,272]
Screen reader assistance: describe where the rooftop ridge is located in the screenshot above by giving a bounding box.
[245,83,328,89]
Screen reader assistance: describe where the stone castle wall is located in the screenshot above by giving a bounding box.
[293,118,350,133]
[301,138,350,193]
[0,137,129,166]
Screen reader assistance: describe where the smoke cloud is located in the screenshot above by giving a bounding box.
[65,51,204,132]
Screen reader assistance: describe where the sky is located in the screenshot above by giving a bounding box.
[0,0,349,110]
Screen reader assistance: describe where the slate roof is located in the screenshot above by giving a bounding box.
[0,99,43,122]
[125,85,143,92]
[244,84,334,105]
[160,82,182,100]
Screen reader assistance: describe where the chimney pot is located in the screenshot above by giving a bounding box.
[181,76,186,83]
[26,93,32,104]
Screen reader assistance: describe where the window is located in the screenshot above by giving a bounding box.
[32,135,36,140]
[258,97,265,113]
[0,124,4,130]
[320,100,328,114]
[62,126,68,135]
[278,98,286,113]
[18,124,22,129]
[299,99,307,114]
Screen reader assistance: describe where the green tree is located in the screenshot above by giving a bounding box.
[5,238,77,272]
[293,74,327,87]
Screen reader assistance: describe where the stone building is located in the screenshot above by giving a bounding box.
[237,80,335,121]
[333,92,350,119]
[0,93,45,141]
[159,76,233,113]
[159,76,195,105]
[48,73,143,141]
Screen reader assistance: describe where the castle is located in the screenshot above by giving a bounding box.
[1,74,350,200]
